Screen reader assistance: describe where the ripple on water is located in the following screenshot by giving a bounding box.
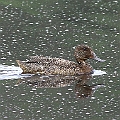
[93,70,107,76]
[0,64,32,80]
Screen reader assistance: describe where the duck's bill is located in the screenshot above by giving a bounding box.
[93,53,106,62]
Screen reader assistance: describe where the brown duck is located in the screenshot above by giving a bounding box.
[16,44,105,75]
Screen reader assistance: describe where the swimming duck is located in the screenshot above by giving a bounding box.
[16,44,105,75]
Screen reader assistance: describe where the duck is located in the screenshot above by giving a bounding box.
[16,44,105,75]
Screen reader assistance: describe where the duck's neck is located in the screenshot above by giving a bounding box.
[76,59,86,66]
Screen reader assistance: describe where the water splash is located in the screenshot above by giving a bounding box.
[92,69,107,76]
[0,64,32,80]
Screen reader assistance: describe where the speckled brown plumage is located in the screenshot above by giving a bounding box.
[16,44,105,75]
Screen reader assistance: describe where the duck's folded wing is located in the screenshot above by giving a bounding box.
[28,56,76,67]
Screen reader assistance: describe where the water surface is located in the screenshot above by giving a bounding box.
[0,0,119,119]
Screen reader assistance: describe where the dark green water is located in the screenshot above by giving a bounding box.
[0,0,119,119]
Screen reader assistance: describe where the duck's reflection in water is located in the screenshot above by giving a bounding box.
[75,80,104,98]
[16,74,104,99]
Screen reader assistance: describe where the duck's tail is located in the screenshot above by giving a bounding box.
[16,60,29,74]
[16,60,44,74]
[16,60,22,66]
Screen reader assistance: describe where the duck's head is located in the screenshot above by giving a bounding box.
[74,44,105,63]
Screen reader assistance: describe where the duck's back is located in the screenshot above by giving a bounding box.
[29,56,73,67]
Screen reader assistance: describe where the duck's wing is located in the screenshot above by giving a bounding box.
[29,56,60,61]
[28,56,77,67]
